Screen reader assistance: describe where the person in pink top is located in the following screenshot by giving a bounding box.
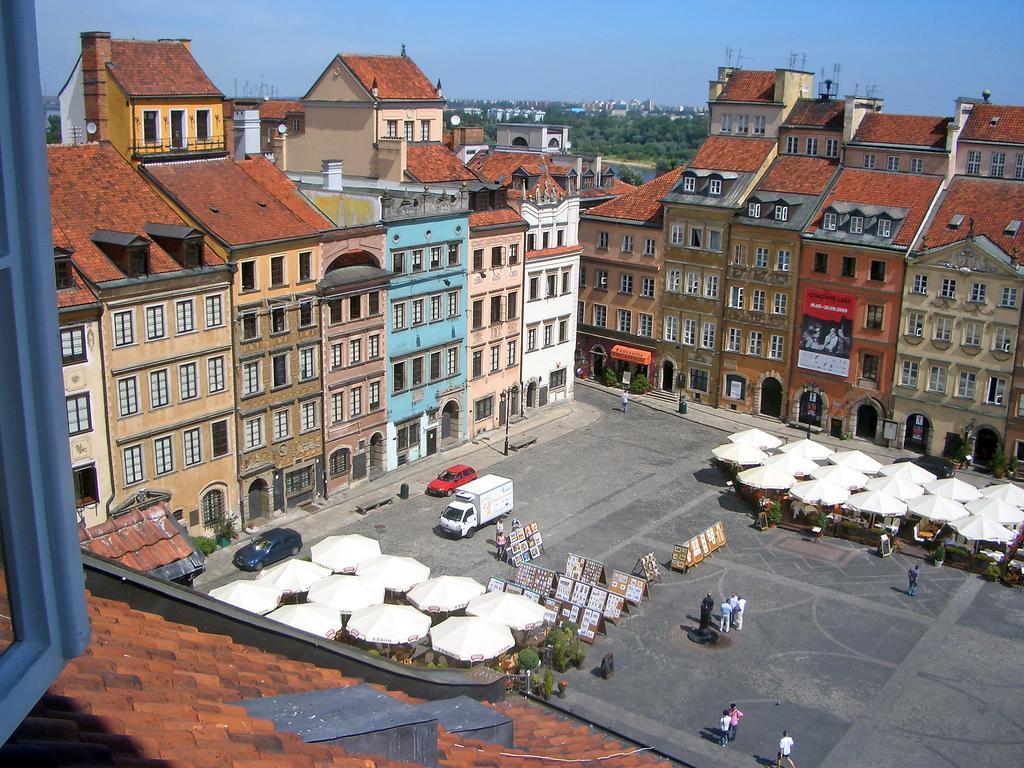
[728,703,743,742]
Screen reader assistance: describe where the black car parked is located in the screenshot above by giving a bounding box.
[893,455,955,479]
[232,528,303,572]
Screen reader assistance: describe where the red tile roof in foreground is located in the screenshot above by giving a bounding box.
[587,166,685,225]
[717,70,776,103]
[47,143,225,284]
[782,99,845,129]
[108,39,222,98]
[258,99,304,121]
[577,177,636,199]
[689,136,776,173]
[79,504,196,574]
[960,103,1024,145]
[853,112,951,149]
[340,54,439,100]
[145,156,323,247]
[468,207,526,229]
[756,156,838,196]
[809,168,943,247]
[526,244,583,261]
[6,591,670,768]
[405,143,479,183]
[923,176,1024,253]
[236,155,334,232]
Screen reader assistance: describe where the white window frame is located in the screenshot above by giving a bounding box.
[114,311,136,347]
[175,299,195,334]
[823,212,837,231]
[123,444,145,485]
[301,400,318,432]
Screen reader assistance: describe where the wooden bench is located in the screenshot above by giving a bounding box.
[356,496,393,514]
[509,436,537,452]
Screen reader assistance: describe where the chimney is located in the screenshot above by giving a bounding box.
[223,98,235,156]
[322,159,344,192]
[371,78,379,99]
[436,79,443,99]
[843,95,884,144]
[232,104,261,159]
[80,31,112,142]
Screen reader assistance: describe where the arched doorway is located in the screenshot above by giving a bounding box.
[661,360,675,392]
[329,448,350,483]
[369,433,384,477]
[547,137,561,148]
[441,401,460,441]
[974,427,999,466]
[526,381,537,408]
[512,136,529,147]
[759,378,783,418]
[247,479,269,522]
[798,390,822,427]
[592,347,606,379]
[855,403,879,441]
[904,413,930,453]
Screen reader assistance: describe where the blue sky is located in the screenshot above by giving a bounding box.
[36,0,1023,114]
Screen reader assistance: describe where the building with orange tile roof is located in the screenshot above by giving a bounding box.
[405,143,480,184]
[846,112,953,177]
[48,143,238,535]
[577,167,684,387]
[951,98,1024,180]
[892,176,1024,461]
[790,169,943,439]
[144,155,334,524]
[658,135,777,407]
[59,32,228,163]
[707,66,814,140]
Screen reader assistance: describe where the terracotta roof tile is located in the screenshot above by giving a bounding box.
[853,112,951,149]
[718,70,776,103]
[525,244,583,261]
[108,39,222,98]
[468,208,526,229]
[923,176,1024,253]
[47,143,225,285]
[78,503,202,576]
[405,144,479,183]
[340,54,438,100]
[56,282,99,309]
[960,103,1024,144]
[808,168,943,247]
[782,99,845,129]
[577,177,636,199]
[689,136,776,173]
[469,152,569,184]
[586,166,684,224]
[235,155,333,231]
[756,155,838,196]
[258,99,303,121]
[145,157,321,247]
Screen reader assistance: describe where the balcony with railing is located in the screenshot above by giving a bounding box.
[132,136,227,161]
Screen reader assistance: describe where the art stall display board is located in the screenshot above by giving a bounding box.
[713,522,727,547]
[609,570,649,605]
[514,564,556,596]
[581,558,607,585]
[602,592,627,622]
[554,575,574,603]
[486,577,507,593]
[587,587,608,613]
[509,522,544,567]
[671,544,689,572]
[561,602,581,625]
[564,553,585,581]
[633,552,661,583]
[522,588,542,603]
[570,580,592,608]
[542,598,561,626]
[577,608,606,643]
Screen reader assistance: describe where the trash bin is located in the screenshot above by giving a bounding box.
[600,653,615,679]
[399,482,409,499]
[678,396,687,415]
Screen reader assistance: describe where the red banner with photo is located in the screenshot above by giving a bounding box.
[797,287,855,377]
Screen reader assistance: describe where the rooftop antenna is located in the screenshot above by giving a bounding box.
[725,46,733,67]
[735,47,746,68]
[865,84,879,98]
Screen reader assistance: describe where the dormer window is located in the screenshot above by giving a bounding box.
[850,216,864,235]
[54,258,74,290]
[683,176,696,193]
[709,178,722,196]
[774,205,789,222]
[823,212,837,230]
[128,245,149,277]
[183,238,203,268]
[748,202,761,218]
[721,114,732,133]
[877,219,892,238]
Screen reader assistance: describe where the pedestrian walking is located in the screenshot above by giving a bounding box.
[735,594,746,630]
[907,564,920,596]
[621,390,629,413]
[495,520,506,562]
[728,703,743,742]
[719,598,732,632]
[776,730,796,768]
[719,709,731,747]
[729,593,740,628]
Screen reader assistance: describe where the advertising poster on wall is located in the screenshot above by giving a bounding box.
[797,287,854,376]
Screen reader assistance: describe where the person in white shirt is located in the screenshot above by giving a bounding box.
[729,593,740,628]
[776,730,796,768]
[719,709,731,747]
[735,595,746,630]
[719,599,732,632]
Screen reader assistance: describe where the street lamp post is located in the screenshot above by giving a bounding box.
[501,389,511,456]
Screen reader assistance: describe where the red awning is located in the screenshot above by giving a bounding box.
[610,344,652,366]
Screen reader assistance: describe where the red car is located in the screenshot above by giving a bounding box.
[427,464,477,496]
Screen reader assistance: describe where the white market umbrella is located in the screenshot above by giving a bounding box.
[311,534,381,573]
[907,495,966,523]
[779,438,834,461]
[964,497,1024,526]
[948,514,1016,543]
[267,603,343,639]
[356,554,430,593]
[865,475,925,501]
[846,490,907,518]
[737,465,797,491]
[429,617,515,662]
[981,483,1024,507]
[878,462,937,485]
[307,574,385,614]
[256,558,331,593]
[407,576,486,613]
[712,443,769,466]
[763,452,818,477]
[924,477,982,502]
[811,464,870,490]
[728,428,783,450]
[466,592,549,631]
[790,478,850,506]
[209,580,283,615]
[829,450,883,475]
[346,604,431,644]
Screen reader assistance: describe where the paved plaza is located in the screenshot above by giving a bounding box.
[198,387,1023,768]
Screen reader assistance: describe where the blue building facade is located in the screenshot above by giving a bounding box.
[382,190,469,469]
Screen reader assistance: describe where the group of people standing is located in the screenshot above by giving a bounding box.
[718,592,746,633]
[717,707,796,767]
[494,516,521,562]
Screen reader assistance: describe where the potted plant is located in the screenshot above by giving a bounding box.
[766,501,782,528]
[541,669,555,700]
[600,368,619,387]
[932,541,945,567]
[517,648,540,675]
[557,678,569,698]
[952,442,971,469]
[213,512,239,548]
[989,447,1009,479]
[629,373,652,395]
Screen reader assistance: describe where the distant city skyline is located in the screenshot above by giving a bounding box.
[36,0,1023,115]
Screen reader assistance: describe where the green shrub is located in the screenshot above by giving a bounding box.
[989,447,1009,478]
[436,655,448,669]
[933,542,945,563]
[986,563,1002,582]
[600,368,619,387]
[542,668,555,698]
[766,501,782,526]
[517,648,540,672]
[193,536,216,556]
[629,373,652,395]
